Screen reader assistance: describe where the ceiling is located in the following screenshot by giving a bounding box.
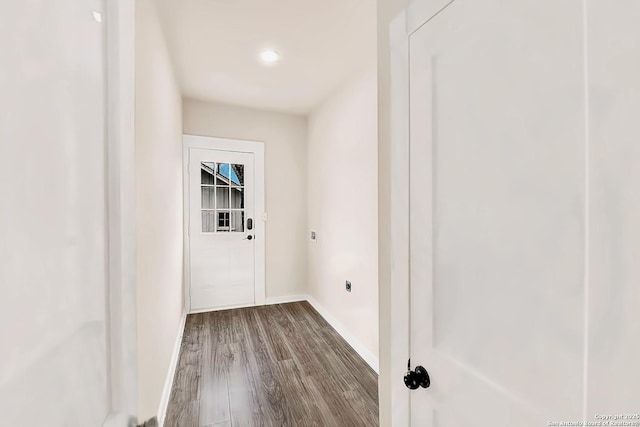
[155,0,377,114]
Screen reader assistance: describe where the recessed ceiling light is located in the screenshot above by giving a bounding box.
[92,11,102,23]
[260,50,280,65]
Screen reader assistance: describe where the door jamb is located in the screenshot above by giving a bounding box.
[388,1,454,425]
[182,134,267,314]
[104,0,137,425]
[389,9,411,426]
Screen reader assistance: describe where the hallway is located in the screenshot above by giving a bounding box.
[166,302,378,427]
[4,0,640,425]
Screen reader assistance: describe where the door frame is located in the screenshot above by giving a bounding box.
[182,134,266,313]
[104,0,138,425]
[96,0,139,424]
[388,1,456,425]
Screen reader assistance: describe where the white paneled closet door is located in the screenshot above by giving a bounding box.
[401,0,640,425]
[586,0,640,416]
[407,0,585,425]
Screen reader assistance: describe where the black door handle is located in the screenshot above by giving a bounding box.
[244,235,253,240]
[404,360,430,390]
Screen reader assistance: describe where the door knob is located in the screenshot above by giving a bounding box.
[404,360,430,390]
[243,235,253,240]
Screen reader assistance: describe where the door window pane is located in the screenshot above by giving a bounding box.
[201,187,215,209]
[218,163,231,182]
[231,211,244,232]
[217,211,230,232]
[202,211,216,232]
[216,187,229,208]
[231,164,244,186]
[230,187,244,209]
[201,162,217,185]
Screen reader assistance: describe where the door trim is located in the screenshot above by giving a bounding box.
[105,0,138,424]
[182,134,266,313]
[388,1,453,425]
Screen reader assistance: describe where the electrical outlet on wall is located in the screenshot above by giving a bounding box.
[345,280,352,292]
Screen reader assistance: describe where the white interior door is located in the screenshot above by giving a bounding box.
[408,0,586,425]
[189,148,256,311]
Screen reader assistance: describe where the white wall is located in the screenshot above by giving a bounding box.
[0,1,126,425]
[183,99,308,299]
[307,69,379,366]
[135,0,184,420]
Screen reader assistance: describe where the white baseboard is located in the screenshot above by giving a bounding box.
[157,312,187,427]
[190,302,255,314]
[305,296,379,374]
[265,294,308,305]
[189,295,308,314]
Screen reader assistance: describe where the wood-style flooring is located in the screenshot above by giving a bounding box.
[165,302,379,427]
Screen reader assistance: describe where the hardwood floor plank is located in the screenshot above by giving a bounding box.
[311,372,370,427]
[205,422,231,427]
[169,363,200,404]
[259,305,293,362]
[278,306,331,379]
[273,359,327,426]
[227,343,261,427]
[170,315,203,403]
[299,301,331,329]
[242,310,289,425]
[249,360,287,425]
[303,328,355,394]
[301,376,343,426]
[230,308,247,343]
[165,401,199,427]
[343,389,379,427]
[199,342,231,426]
[210,309,233,345]
[316,326,379,402]
[165,302,379,427]
[244,308,277,365]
